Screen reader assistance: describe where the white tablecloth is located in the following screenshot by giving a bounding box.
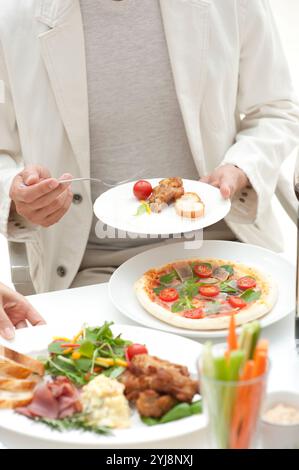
[0,283,298,449]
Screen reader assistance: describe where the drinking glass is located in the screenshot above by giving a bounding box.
[198,345,269,449]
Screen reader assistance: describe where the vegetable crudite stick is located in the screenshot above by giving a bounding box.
[201,315,269,449]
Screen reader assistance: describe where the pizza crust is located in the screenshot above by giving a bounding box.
[134,258,278,331]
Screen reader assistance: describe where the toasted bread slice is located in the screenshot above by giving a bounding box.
[0,390,33,409]
[0,345,44,378]
[0,376,39,392]
[175,192,205,219]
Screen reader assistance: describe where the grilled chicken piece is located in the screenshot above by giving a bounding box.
[149,177,184,213]
[136,390,177,418]
[120,354,199,403]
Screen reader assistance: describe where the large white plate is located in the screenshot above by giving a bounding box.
[108,240,295,339]
[0,325,204,446]
[93,179,231,235]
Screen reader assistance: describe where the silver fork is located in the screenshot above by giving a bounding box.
[58,176,138,188]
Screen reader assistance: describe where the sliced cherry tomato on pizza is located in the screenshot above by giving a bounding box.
[183,308,204,319]
[159,288,179,302]
[133,180,153,201]
[125,344,148,362]
[194,263,213,278]
[237,277,257,291]
[228,296,247,309]
[198,285,220,297]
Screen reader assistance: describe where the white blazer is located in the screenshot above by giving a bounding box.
[0,0,298,293]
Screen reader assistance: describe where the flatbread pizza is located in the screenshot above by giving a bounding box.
[134,258,278,330]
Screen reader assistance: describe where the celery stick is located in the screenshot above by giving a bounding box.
[248,322,261,359]
[202,342,215,378]
[239,324,252,361]
[214,356,228,381]
[227,350,245,381]
[213,355,229,448]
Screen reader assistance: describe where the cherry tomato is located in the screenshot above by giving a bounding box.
[237,277,257,291]
[133,180,153,201]
[194,263,213,278]
[228,296,247,309]
[199,285,220,297]
[126,344,148,361]
[159,288,179,302]
[184,308,204,319]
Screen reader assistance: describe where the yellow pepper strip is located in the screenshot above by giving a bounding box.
[95,358,128,368]
[62,347,73,355]
[141,201,151,215]
[53,337,71,342]
[72,351,81,360]
[73,329,83,343]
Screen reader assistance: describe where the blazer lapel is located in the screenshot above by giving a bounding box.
[160,0,211,175]
[36,0,90,182]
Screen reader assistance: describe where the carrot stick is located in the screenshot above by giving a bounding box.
[230,361,254,448]
[253,340,269,360]
[227,313,238,353]
[237,352,268,448]
[253,351,267,378]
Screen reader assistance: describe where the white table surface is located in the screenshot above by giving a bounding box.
[1,283,298,449]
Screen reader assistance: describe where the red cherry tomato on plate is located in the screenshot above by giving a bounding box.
[126,344,148,362]
[228,296,247,309]
[159,288,179,302]
[184,308,204,319]
[199,285,220,298]
[194,263,213,278]
[133,180,153,201]
[237,277,256,291]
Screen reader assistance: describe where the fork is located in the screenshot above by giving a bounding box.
[58,176,138,188]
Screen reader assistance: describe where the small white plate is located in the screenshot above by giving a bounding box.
[108,240,295,339]
[93,179,231,235]
[0,325,205,447]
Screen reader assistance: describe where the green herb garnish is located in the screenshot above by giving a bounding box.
[240,289,262,303]
[35,414,112,435]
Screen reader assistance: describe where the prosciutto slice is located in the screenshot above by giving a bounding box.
[17,376,82,419]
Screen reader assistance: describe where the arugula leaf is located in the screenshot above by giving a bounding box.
[102,366,126,379]
[153,285,166,295]
[159,271,178,285]
[74,358,92,373]
[221,265,234,276]
[48,342,64,354]
[171,297,194,313]
[79,341,95,358]
[220,280,239,294]
[134,202,150,217]
[240,289,262,303]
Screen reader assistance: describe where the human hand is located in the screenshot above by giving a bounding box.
[200,164,249,199]
[9,165,73,228]
[0,282,46,340]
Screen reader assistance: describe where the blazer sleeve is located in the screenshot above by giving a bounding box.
[222,0,299,224]
[0,39,37,241]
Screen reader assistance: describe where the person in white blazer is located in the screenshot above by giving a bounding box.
[0,0,298,293]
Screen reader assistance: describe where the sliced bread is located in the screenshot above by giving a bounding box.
[175,192,205,219]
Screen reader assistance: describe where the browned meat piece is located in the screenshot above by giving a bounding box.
[136,390,177,418]
[120,354,199,403]
[119,369,149,402]
[149,177,184,212]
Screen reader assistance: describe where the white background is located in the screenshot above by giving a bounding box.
[0,0,297,287]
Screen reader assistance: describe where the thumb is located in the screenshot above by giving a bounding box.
[0,305,15,340]
[22,166,41,186]
[220,182,233,199]
[22,165,51,186]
